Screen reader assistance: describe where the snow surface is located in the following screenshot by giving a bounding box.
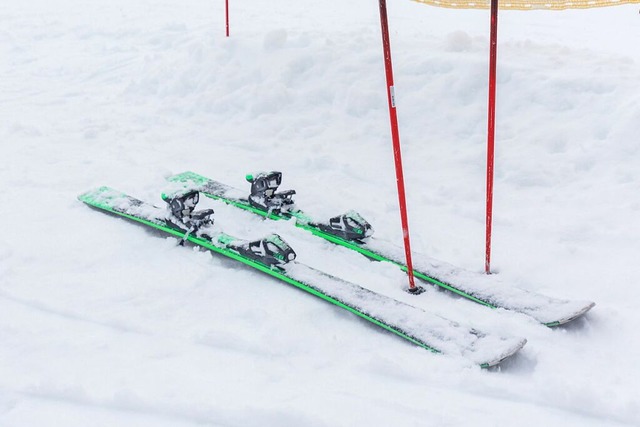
[1,0,639,425]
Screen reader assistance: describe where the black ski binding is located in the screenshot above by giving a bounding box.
[316,210,374,241]
[246,171,296,214]
[165,190,214,242]
[228,233,296,267]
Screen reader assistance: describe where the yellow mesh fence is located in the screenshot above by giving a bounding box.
[414,0,640,10]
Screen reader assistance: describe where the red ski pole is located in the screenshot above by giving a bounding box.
[485,0,499,274]
[378,0,422,294]
[225,0,230,37]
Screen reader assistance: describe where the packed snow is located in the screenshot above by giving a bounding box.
[1,0,639,425]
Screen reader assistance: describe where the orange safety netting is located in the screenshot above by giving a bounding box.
[414,0,639,10]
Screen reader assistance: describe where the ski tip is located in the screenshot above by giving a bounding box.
[545,301,596,327]
[78,186,122,205]
[480,337,528,369]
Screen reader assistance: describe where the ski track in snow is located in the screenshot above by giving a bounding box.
[1,0,640,425]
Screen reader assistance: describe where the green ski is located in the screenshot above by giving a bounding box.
[79,186,526,367]
[165,171,595,327]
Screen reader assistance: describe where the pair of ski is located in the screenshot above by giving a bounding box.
[79,171,593,367]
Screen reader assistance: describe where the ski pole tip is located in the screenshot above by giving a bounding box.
[406,285,426,295]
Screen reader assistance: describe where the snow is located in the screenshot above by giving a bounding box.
[1,0,639,425]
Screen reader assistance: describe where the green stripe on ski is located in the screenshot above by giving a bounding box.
[295,222,496,308]
[79,188,184,237]
[79,187,443,358]
[165,172,496,309]
[213,196,285,221]
[166,172,594,328]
